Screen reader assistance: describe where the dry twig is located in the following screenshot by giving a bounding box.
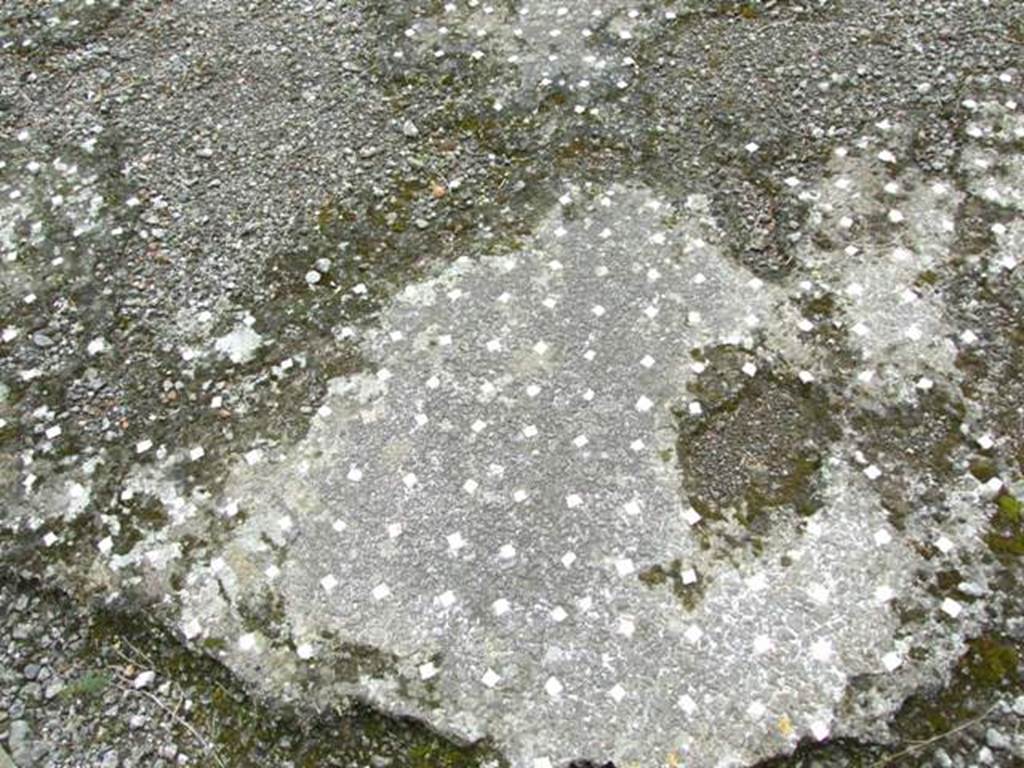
[870,703,1001,768]
[108,645,227,768]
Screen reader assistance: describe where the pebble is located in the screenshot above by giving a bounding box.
[21,682,41,700]
[133,670,156,689]
[958,581,987,598]
[7,721,30,765]
[44,681,64,700]
[980,477,1004,499]
[402,120,419,138]
[986,728,1010,751]
[158,744,178,760]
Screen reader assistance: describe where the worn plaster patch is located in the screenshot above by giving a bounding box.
[159,185,992,768]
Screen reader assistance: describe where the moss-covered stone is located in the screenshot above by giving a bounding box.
[84,593,505,767]
[894,634,1021,742]
[754,635,1023,767]
[852,388,964,482]
[676,348,839,527]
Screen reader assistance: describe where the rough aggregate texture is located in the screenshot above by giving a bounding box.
[2,0,1024,766]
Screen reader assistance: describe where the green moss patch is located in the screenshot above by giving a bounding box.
[986,493,1024,557]
[59,669,113,701]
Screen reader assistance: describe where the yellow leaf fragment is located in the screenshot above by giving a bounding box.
[778,713,794,737]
